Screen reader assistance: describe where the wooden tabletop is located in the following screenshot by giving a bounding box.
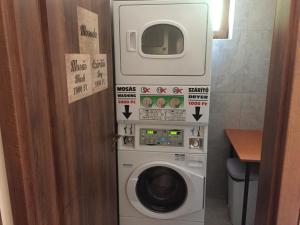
[225,129,263,162]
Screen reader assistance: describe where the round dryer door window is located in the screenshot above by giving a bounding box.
[136,166,188,213]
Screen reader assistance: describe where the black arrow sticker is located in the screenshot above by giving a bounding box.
[192,107,203,121]
[122,105,132,119]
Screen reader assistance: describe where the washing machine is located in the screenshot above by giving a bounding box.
[118,124,207,225]
[113,0,212,85]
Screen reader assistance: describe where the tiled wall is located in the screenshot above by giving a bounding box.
[207,0,276,199]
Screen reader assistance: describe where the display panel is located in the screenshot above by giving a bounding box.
[140,128,184,147]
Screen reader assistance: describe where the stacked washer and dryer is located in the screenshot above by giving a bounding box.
[113,1,213,225]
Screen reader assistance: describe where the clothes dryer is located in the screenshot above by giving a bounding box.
[113,0,212,85]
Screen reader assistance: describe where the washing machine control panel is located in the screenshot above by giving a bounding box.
[140,128,184,147]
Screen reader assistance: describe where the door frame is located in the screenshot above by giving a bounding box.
[255,0,300,224]
[0,0,300,225]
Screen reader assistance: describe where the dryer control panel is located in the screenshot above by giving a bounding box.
[140,128,184,147]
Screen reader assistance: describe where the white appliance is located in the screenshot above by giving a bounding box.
[113,0,212,85]
[113,1,212,225]
[118,124,207,225]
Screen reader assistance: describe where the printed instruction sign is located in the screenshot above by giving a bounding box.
[65,54,92,103]
[91,54,108,93]
[77,6,100,54]
[115,85,210,124]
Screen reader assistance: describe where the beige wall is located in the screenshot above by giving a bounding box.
[0,129,14,225]
[207,0,276,199]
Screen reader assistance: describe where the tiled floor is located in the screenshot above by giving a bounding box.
[205,198,232,225]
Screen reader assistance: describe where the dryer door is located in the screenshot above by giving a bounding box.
[126,161,204,219]
[118,2,209,77]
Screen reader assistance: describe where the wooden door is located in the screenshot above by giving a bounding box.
[40,1,118,225]
[0,0,117,225]
[255,0,300,224]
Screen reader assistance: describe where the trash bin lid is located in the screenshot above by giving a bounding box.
[227,158,259,181]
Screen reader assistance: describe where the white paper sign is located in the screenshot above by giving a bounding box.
[65,54,92,103]
[77,6,100,54]
[91,54,108,93]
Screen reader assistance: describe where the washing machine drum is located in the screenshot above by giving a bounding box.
[126,162,205,219]
[136,166,187,213]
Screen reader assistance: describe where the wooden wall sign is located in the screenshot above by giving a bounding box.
[65,54,92,103]
[92,54,108,93]
[77,6,100,54]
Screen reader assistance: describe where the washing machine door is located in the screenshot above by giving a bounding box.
[127,161,205,219]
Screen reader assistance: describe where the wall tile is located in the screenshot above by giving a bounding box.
[233,0,251,30]
[239,94,267,129]
[210,93,242,114]
[241,58,270,94]
[212,30,248,93]
[208,112,240,147]
[245,30,273,61]
[247,0,276,30]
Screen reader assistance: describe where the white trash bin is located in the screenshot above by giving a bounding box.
[227,158,259,225]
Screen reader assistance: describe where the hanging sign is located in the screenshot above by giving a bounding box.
[77,6,100,54]
[65,54,92,103]
[91,54,108,93]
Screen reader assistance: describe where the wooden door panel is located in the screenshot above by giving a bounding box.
[255,0,300,224]
[0,0,60,224]
[40,0,117,225]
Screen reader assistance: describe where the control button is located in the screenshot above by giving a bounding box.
[156,97,166,108]
[142,97,153,108]
[169,97,181,108]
